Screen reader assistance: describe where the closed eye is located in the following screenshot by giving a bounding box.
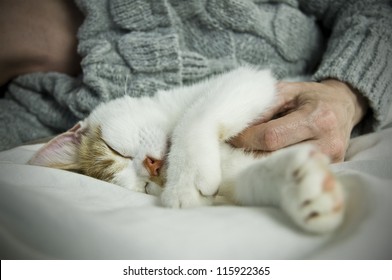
[103,140,133,160]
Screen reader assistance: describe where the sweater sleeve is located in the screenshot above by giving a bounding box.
[299,0,392,133]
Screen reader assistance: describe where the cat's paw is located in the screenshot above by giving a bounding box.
[160,170,219,208]
[160,163,219,208]
[160,147,221,208]
[281,145,345,234]
[160,179,214,208]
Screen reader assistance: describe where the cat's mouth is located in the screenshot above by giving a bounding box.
[148,174,166,187]
[144,176,166,196]
[144,182,149,193]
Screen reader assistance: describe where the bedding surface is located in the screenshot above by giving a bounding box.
[1,120,392,259]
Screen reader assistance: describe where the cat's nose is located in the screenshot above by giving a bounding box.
[143,156,163,177]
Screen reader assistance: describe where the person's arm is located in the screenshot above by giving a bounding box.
[302,0,392,132]
[231,0,391,162]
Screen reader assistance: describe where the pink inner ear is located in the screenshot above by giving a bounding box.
[68,122,86,142]
[46,131,80,150]
[47,121,86,148]
[69,122,82,132]
[28,121,86,168]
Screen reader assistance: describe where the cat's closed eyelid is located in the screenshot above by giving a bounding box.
[104,141,133,160]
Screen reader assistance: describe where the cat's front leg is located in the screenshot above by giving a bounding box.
[161,123,222,208]
[161,67,277,208]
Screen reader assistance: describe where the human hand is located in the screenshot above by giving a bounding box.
[230,80,368,162]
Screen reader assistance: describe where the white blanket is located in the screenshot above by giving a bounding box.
[1,119,392,259]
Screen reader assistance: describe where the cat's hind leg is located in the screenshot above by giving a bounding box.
[280,145,345,233]
[234,144,345,234]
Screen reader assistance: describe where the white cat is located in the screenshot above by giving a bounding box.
[29,67,345,234]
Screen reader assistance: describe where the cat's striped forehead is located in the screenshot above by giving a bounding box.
[79,125,128,182]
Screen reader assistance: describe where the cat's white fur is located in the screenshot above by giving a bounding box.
[29,67,345,234]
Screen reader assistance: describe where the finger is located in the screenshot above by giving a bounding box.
[305,138,347,163]
[237,108,316,151]
[231,81,316,150]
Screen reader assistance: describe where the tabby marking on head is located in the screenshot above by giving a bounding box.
[79,126,129,183]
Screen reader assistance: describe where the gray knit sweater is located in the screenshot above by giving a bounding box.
[1,0,391,151]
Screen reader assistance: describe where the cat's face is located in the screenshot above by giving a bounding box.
[29,96,170,194]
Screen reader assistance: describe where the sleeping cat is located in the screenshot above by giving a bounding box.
[29,67,345,234]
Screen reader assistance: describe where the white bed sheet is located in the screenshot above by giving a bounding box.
[1,121,392,259]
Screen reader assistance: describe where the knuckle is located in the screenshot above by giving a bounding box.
[313,107,338,133]
[329,138,346,162]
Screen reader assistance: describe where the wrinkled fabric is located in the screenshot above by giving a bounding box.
[1,0,391,150]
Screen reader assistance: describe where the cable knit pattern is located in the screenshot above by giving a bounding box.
[309,0,392,132]
[0,0,391,150]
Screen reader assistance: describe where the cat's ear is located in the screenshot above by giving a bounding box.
[28,121,87,171]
